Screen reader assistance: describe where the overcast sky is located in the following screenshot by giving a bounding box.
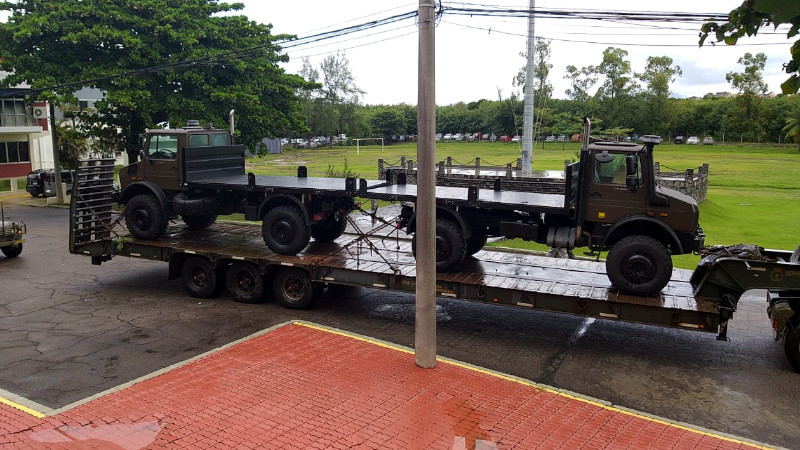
[246,0,795,105]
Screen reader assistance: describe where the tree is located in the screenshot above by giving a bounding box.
[514,38,554,101]
[783,107,800,151]
[0,0,311,156]
[726,52,769,139]
[594,47,638,127]
[564,65,596,103]
[636,56,682,134]
[369,107,405,141]
[700,1,800,94]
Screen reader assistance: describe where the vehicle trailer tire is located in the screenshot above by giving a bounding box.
[784,318,800,371]
[226,261,265,304]
[606,235,672,296]
[1,243,22,258]
[124,194,168,240]
[180,256,218,298]
[273,268,320,310]
[262,205,310,255]
[310,214,347,242]
[412,218,466,272]
[182,214,217,230]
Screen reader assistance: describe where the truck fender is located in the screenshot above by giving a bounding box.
[407,205,471,240]
[257,194,311,225]
[118,181,170,214]
[603,216,683,254]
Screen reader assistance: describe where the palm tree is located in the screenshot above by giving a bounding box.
[783,108,800,152]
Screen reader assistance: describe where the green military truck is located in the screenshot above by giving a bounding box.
[0,203,25,258]
[117,117,703,296]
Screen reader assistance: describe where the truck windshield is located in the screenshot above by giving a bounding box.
[148,135,178,159]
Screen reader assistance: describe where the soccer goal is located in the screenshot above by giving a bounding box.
[353,137,384,154]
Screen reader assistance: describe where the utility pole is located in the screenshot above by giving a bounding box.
[49,102,64,205]
[521,0,536,176]
[415,0,437,369]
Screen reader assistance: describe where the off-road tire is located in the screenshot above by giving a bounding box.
[412,218,466,272]
[310,215,347,242]
[784,319,800,371]
[183,214,217,230]
[273,268,316,310]
[226,261,265,304]
[465,234,487,257]
[606,235,672,296]
[1,244,22,258]
[262,205,310,255]
[180,257,218,298]
[124,194,168,240]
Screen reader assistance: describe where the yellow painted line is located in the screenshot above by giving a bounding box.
[0,396,46,419]
[292,321,770,450]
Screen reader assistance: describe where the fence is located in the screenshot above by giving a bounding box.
[378,157,709,203]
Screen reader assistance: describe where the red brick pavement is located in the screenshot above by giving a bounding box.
[0,322,768,449]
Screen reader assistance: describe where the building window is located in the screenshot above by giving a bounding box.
[79,100,88,111]
[0,142,30,164]
[0,98,28,127]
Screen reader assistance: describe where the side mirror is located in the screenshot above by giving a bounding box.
[625,154,639,189]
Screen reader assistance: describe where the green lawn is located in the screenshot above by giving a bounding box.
[254,141,799,270]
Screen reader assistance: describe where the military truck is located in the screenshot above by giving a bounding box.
[117,117,703,296]
[0,203,25,257]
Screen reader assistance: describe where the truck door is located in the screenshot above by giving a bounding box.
[584,152,646,224]
[144,134,180,191]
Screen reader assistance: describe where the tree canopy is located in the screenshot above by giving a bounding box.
[0,0,312,154]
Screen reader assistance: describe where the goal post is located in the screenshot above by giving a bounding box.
[353,138,384,154]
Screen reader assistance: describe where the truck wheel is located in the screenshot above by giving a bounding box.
[606,235,672,296]
[273,268,316,309]
[310,215,347,242]
[124,194,167,240]
[226,261,265,304]
[784,319,800,371]
[183,214,217,230]
[465,235,487,257]
[262,205,310,255]
[412,218,466,272]
[180,257,217,298]
[1,243,22,258]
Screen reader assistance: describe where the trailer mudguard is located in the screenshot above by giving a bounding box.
[406,205,471,240]
[602,215,683,254]
[256,194,311,224]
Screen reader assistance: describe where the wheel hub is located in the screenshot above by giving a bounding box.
[133,209,152,229]
[272,220,293,245]
[622,253,655,284]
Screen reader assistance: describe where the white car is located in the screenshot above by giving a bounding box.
[443,133,452,140]
[687,136,700,145]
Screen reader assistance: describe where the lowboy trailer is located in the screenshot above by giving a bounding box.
[70,159,800,370]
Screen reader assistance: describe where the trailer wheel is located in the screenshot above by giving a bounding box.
[465,235,487,257]
[263,205,310,255]
[784,319,800,371]
[180,257,218,298]
[125,194,167,240]
[1,243,22,258]
[412,218,466,272]
[310,215,347,242]
[183,214,217,230]
[606,235,672,296]
[273,268,316,310]
[226,261,265,304]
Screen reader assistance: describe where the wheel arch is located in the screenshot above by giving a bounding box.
[407,205,471,239]
[119,181,169,212]
[603,216,683,254]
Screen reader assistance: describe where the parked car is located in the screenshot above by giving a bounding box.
[482,133,491,140]
[26,169,74,198]
[674,136,685,144]
[570,134,582,142]
[544,135,556,143]
[443,133,452,140]
[25,170,46,197]
[557,135,567,142]
[687,136,700,145]
[511,135,521,143]
[435,133,442,141]
[703,136,714,145]
[453,133,464,141]
[499,135,512,142]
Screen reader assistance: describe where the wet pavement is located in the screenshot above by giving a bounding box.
[0,191,797,449]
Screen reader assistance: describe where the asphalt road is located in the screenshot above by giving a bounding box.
[0,202,798,448]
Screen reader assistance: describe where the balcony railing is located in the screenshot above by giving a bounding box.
[0,114,40,128]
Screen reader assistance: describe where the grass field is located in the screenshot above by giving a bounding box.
[250,141,799,269]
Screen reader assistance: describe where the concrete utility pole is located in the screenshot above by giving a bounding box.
[415,0,437,369]
[521,0,536,176]
[49,102,64,205]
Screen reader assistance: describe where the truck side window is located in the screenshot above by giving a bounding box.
[189,134,209,147]
[210,133,229,146]
[148,135,178,159]
[594,154,633,185]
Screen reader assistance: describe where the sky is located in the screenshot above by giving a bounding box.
[242,0,796,106]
